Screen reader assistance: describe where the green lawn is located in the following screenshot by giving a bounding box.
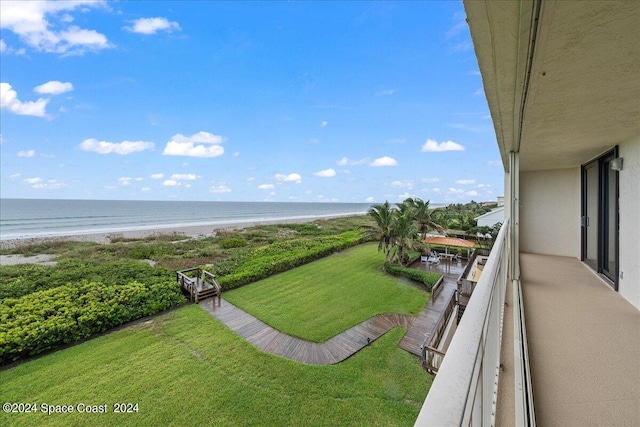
[0,305,431,427]
[223,243,430,342]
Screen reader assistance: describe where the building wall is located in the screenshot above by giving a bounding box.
[618,135,640,309]
[520,168,581,257]
[477,207,504,227]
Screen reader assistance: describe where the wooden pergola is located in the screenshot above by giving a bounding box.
[423,236,475,259]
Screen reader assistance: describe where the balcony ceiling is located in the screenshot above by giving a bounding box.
[465,0,640,171]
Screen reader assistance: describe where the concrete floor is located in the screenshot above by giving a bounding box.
[518,253,640,426]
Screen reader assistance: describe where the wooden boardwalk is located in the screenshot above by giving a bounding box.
[199,298,414,365]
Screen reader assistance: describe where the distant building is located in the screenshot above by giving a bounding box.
[475,207,504,227]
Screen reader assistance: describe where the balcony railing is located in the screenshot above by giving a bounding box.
[415,219,509,426]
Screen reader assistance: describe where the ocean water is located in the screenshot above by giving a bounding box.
[0,199,373,241]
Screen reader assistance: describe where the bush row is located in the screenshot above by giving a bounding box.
[0,280,185,365]
[0,260,172,300]
[217,230,365,291]
[383,262,442,291]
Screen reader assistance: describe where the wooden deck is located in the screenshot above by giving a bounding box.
[199,298,414,365]
[397,258,464,356]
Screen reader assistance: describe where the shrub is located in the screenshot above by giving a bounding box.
[217,230,365,291]
[0,260,173,299]
[382,262,441,290]
[218,237,247,249]
[0,280,186,365]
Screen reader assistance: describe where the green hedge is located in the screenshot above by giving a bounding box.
[383,262,441,290]
[0,260,173,300]
[0,280,185,365]
[217,230,365,290]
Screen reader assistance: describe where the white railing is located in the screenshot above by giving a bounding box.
[415,219,509,426]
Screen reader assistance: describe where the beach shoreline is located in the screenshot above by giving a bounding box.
[0,213,365,250]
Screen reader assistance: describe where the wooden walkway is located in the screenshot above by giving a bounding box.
[199,298,414,365]
[398,281,457,356]
[397,258,463,356]
[198,258,465,364]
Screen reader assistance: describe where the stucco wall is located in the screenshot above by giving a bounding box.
[520,168,581,257]
[618,136,640,309]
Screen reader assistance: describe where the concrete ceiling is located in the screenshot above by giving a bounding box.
[465,0,640,172]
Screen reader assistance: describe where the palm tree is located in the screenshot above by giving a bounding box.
[390,205,420,266]
[403,197,444,240]
[367,201,395,262]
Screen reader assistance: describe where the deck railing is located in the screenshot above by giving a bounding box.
[422,290,458,373]
[414,219,509,426]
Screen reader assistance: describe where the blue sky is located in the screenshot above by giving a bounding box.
[0,1,503,204]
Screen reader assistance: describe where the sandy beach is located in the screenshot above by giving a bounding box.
[0,213,364,251]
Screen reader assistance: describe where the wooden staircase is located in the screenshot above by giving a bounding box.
[176,268,222,303]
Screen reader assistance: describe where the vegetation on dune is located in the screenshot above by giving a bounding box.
[0,216,375,364]
[0,306,431,427]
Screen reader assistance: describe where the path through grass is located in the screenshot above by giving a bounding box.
[0,305,431,427]
[223,243,430,342]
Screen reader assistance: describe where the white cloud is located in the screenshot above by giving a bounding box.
[465,190,479,196]
[422,177,440,183]
[0,39,6,52]
[390,180,414,189]
[477,183,491,188]
[162,131,225,158]
[232,151,240,157]
[432,188,441,193]
[275,173,302,183]
[0,1,110,55]
[170,173,198,181]
[17,149,35,158]
[375,89,396,96]
[308,138,320,144]
[34,81,73,95]
[488,160,502,166]
[141,187,151,192]
[32,179,65,189]
[162,179,179,186]
[337,156,368,166]
[369,156,398,167]
[448,187,465,195]
[79,138,155,155]
[209,184,232,194]
[321,121,328,128]
[455,179,476,185]
[118,177,132,186]
[1,83,49,117]
[313,168,336,178]
[24,177,42,184]
[150,173,164,179]
[10,173,22,180]
[421,139,465,152]
[258,184,274,190]
[126,17,181,35]
[365,196,375,203]
[474,87,484,96]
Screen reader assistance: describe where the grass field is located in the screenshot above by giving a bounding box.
[223,243,430,342]
[0,305,431,427]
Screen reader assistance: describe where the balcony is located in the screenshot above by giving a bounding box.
[514,253,640,425]
[415,220,640,426]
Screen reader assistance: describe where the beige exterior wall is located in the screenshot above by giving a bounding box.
[618,136,640,309]
[520,168,581,257]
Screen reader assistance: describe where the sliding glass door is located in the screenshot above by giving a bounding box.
[581,148,619,288]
